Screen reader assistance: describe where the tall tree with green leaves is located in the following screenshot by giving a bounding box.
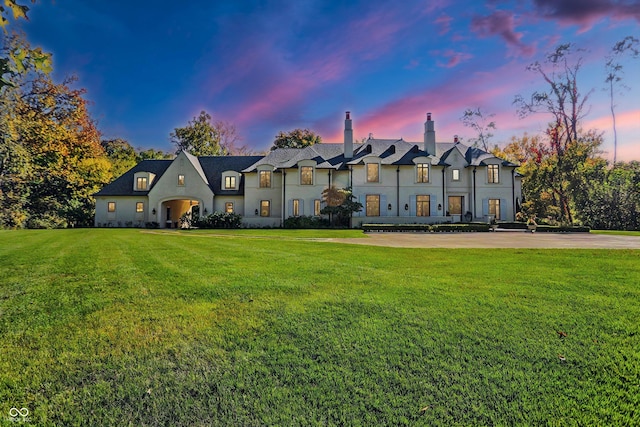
[171,110,227,156]
[270,128,321,151]
[513,43,593,223]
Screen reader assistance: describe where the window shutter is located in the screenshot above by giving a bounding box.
[358,195,364,216]
[380,195,387,217]
[430,194,437,216]
[482,198,489,216]
[409,195,417,216]
[299,199,305,216]
[500,198,507,221]
[288,199,293,217]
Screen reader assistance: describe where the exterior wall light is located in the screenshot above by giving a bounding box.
[388,203,392,211]
[255,209,259,215]
[152,208,156,215]
[404,204,409,211]
[438,204,442,211]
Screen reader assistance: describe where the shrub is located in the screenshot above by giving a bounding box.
[431,223,491,232]
[194,212,242,229]
[145,222,160,229]
[283,216,331,229]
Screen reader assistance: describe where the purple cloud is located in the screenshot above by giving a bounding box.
[435,49,474,68]
[533,0,640,29]
[471,10,536,56]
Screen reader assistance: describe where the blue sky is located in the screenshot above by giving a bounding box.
[17,0,640,160]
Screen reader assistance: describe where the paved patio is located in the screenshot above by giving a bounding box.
[335,231,640,249]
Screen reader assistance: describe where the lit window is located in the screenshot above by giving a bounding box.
[136,177,148,190]
[225,176,236,189]
[416,195,430,217]
[489,199,501,220]
[366,164,379,183]
[225,202,234,213]
[136,202,144,213]
[314,199,321,216]
[178,174,185,186]
[300,166,313,185]
[293,199,300,216]
[488,165,499,183]
[417,164,429,183]
[366,195,380,216]
[107,202,116,212]
[260,200,270,217]
[259,171,271,188]
[452,169,460,181]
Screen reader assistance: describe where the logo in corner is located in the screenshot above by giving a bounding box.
[8,407,29,423]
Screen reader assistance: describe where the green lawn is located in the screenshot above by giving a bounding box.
[1,229,639,426]
[591,229,640,236]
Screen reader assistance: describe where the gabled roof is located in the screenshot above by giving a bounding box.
[198,156,263,194]
[94,160,172,196]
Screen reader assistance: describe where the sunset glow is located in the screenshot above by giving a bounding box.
[22,0,640,160]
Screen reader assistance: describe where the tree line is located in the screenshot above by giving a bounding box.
[1,3,638,230]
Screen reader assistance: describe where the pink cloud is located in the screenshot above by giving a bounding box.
[435,49,474,68]
[435,14,453,35]
[532,0,640,31]
[471,10,536,57]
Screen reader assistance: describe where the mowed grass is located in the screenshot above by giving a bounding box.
[0,229,639,426]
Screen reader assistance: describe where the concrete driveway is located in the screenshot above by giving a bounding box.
[336,231,640,249]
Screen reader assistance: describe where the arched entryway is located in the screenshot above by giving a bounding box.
[159,198,201,228]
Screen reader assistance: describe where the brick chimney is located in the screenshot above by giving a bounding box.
[424,112,435,155]
[344,111,353,159]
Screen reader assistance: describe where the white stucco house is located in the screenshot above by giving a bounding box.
[94,112,522,228]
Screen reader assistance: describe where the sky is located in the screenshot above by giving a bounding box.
[15,0,640,160]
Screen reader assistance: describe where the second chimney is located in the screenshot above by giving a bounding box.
[424,112,436,155]
[344,111,353,159]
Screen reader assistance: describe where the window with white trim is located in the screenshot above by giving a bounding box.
[136,202,144,213]
[136,177,148,190]
[366,163,379,183]
[416,195,430,217]
[178,174,185,186]
[225,202,234,213]
[452,169,460,181]
[225,176,236,189]
[259,171,271,188]
[488,165,499,183]
[300,166,313,185]
[489,199,501,220]
[260,200,270,216]
[366,195,380,216]
[314,199,321,216]
[108,202,116,213]
[417,164,429,183]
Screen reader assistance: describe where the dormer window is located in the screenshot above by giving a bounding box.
[300,166,313,185]
[136,177,148,190]
[225,176,237,189]
[366,163,379,183]
[416,164,429,183]
[259,170,271,188]
[488,165,499,183]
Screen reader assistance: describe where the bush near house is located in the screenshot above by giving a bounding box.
[283,215,331,229]
[193,211,242,229]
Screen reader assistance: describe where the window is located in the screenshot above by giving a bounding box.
[225,202,234,213]
[366,163,379,182]
[178,174,185,186]
[259,170,271,188]
[488,165,499,183]
[366,195,380,216]
[107,202,116,213]
[300,166,313,185]
[292,199,300,216]
[489,199,501,220]
[136,202,144,213]
[448,196,463,215]
[260,200,270,217]
[136,177,148,190]
[314,199,321,216]
[417,164,429,183]
[452,169,460,181]
[416,195,430,217]
[225,176,236,189]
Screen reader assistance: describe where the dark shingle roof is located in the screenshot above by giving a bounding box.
[94,160,172,196]
[198,156,264,194]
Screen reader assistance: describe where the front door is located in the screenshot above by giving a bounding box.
[448,196,463,215]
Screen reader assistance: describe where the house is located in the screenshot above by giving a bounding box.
[94,112,522,228]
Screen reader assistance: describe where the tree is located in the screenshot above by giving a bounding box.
[137,147,173,160]
[1,2,52,90]
[460,107,496,151]
[101,138,138,177]
[270,128,321,151]
[513,43,593,223]
[171,111,239,156]
[320,186,362,227]
[605,36,639,164]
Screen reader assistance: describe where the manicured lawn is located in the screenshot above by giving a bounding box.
[1,229,639,425]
